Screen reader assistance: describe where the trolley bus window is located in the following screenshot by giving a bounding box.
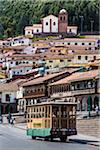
[61,105,67,128]
[52,106,60,128]
[69,106,76,129]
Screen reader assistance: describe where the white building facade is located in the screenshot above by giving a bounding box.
[42,15,58,33]
[24,9,78,37]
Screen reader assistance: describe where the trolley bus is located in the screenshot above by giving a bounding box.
[26,101,77,141]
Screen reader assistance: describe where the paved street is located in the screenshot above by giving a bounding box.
[0,124,98,150]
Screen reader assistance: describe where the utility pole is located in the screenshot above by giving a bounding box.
[88,95,91,117]
[90,20,94,34]
[79,16,84,34]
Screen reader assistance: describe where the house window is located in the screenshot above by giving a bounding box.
[16,61,18,65]
[49,60,53,63]
[63,16,65,20]
[94,56,96,60]
[75,43,77,45]
[78,56,81,60]
[37,29,39,32]
[58,50,61,53]
[69,29,72,32]
[68,43,70,45]
[38,89,40,92]
[60,16,62,20]
[60,59,64,62]
[6,94,10,101]
[68,59,71,62]
[46,22,48,25]
[53,22,56,25]
[85,56,88,60]
[21,41,24,43]
[88,81,92,88]
[28,31,30,34]
[89,43,91,45]
[82,43,85,45]
[77,84,80,89]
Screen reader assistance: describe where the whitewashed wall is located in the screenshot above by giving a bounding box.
[43,15,58,33]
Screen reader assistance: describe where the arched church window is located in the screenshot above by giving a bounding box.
[46,22,48,25]
[60,16,62,20]
[53,22,56,25]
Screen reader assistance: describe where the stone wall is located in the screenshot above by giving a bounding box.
[77,117,100,138]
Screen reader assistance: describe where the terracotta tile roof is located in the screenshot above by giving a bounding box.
[22,70,70,87]
[74,50,99,55]
[42,15,58,19]
[25,26,34,30]
[0,83,18,92]
[0,79,26,92]
[63,38,97,42]
[33,24,42,27]
[11,64,33,69]
[50,69,99,86]
[87,60,100,67]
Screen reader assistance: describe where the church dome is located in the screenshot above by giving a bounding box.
[59,9,67,14]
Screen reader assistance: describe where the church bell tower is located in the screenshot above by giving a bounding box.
[58,9,68,33]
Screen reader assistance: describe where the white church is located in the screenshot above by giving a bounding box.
[25,9,78,37]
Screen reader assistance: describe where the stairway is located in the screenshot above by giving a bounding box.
[77,117,100,138]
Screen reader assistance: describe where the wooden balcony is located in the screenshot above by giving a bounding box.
[23,91,45,99]
[71,88,95,96]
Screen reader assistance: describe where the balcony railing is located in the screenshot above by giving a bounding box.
[71,88,95,96]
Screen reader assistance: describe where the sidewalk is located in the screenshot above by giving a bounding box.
[69,134,100,147]
[14,123,100,147]
[14,123,26,130]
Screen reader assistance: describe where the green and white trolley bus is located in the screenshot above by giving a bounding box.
[26,101,77,142]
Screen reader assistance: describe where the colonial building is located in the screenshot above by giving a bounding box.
[0,79,26,114]
[49,69,99,111]
[25,9,78,37]
[19,70,73,112]
[0,37,32,47]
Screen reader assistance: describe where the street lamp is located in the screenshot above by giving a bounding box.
[79,16,84,34]
[90,20,94,34]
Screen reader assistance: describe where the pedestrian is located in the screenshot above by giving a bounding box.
[11,117,15,125]
[0,115,3,124]
[95,105,99,116]
[7,115,10,124]
[11,118,14,125]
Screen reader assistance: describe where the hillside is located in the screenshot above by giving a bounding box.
[0,0,99,38]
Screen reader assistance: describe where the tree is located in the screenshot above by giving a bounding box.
[0,0,99,38]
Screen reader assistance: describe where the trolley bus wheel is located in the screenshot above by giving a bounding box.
[60,136,67,142]
[50,136,53,142]
[32,136,36,139]
[44,137,49,141]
